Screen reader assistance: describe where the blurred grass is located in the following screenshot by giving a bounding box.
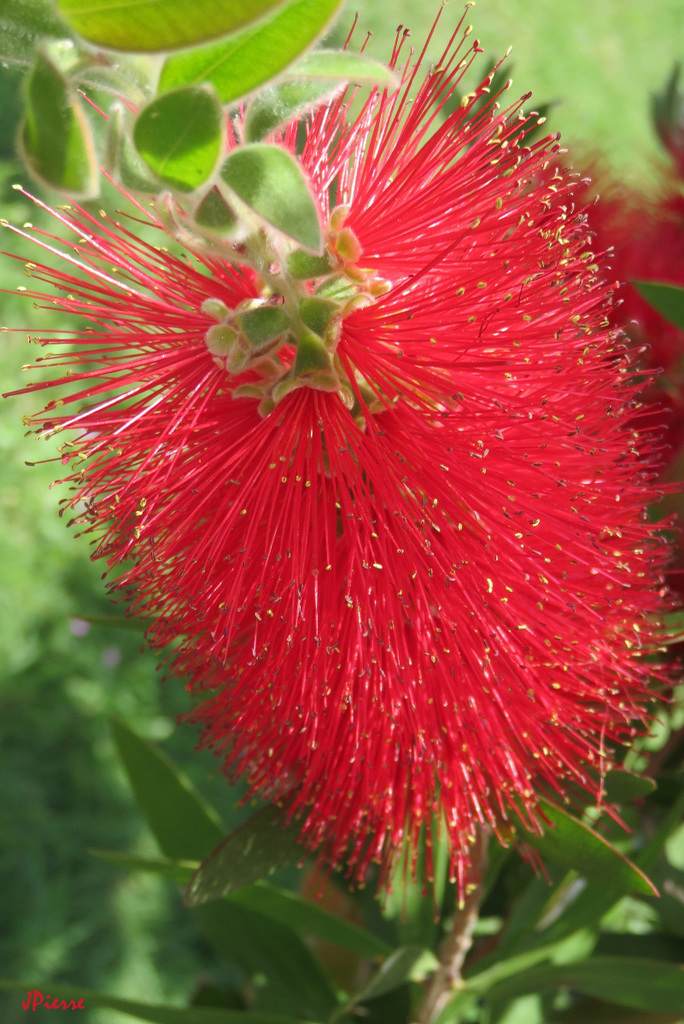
[0,1,683,1022]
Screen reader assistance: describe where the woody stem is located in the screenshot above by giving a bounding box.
[418,825,489,1024]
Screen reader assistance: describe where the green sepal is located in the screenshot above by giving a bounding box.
[294,330,334,375]
[315,274,356,302]
[286,249,333,279]
[299,296,338,337]
[194,187,239,236]
[237,306,291,348]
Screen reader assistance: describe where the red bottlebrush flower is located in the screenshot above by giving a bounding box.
[4,12,676,892]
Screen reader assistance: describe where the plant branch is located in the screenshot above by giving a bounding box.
[418,825,489,1024]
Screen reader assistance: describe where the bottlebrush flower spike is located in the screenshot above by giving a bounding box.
[4,9,676,894]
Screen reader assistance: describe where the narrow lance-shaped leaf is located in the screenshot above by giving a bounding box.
[88,849,392,959]
[56,0,295,53]
[484,956,684,1014]
[111,719,225,862]
[185,804,304,905]
[338,946,439,1016]
[133,86,224,192]
[195,901,339,1021]
[158,0,345,104]
[602,768,656,803]
[521,799,657,896]
[633,280,684,331]
[78,612,153,632]
[228,882,394,959]
[89,849,199,885]
[19,48,98,196]
[220,143,322,252]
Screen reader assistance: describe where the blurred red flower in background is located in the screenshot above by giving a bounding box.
[5,13,675,892]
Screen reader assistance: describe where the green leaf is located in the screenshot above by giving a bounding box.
[485,957,684,1013]
[56,0,296,53]
[133,86,224,192]
[193,902,339,1021]
[244,79,344,143]
[291,49,397,87]
[158,0,344,103]
[105,104,160,194]
[602,769,657,803]
[79,612,152,632]
[349,946,438,1007]
[19,48,98,196]
[111,719,225,862]
[0,0,72,65]
[0,981,317,1024]
[89,849,199,885]
[185,805,303,905]
[633,281,684,331]
[518,784,684,952]
[662,609,684,641]
[523,800,657,897]
[220,143,321,252]
[229,881,393,959]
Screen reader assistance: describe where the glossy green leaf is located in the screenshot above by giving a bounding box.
[244,79,343,142]
[523,800,657,896]
[485,957,684,1013]
[0,980,316,1024]
[185,805,304,905]
[291,49,397,87]
[350,946,438,1006]
[602,769,657,803]
[229,881,393,959]
[220,144,321,252]
[89,849,198,885]
[193,902,339,1020]
[56,0,293,53]
[133,86,224,192]
[1,0,72,63]
[518,784,684,952]
[633,281,684,331]
[19,49,98,196]
[158,0,344,103]
[111,719,225,862]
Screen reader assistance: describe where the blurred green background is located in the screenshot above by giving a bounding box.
[1,1,683,1022]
